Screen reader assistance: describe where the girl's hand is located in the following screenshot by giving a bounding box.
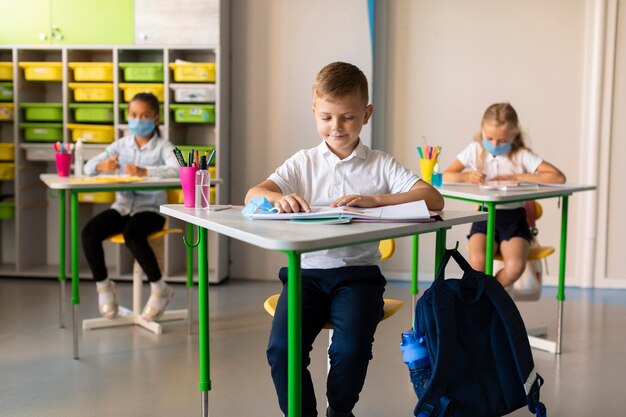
[468,171,486,184]
[125,164,148,177]
[97,154,120,172]
[274,193,311,213]
[331,194,377,208]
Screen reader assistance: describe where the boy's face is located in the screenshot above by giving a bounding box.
[312,92,373,159]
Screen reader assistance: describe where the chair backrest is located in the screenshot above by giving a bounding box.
[379,239,395,261]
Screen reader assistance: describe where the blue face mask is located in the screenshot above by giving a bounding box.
[128,119,155,138]
[482,137,511,156]
[241,196,280,217]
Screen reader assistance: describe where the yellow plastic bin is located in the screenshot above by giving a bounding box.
[78,192,116,203]
[0,162,15,180]
[169,62,215,82]
[119,83,164,102]
[68,83,114,102]
[0,143,14,161]
[18,62,63,81]
[68,62,114,82]
[0,103,14,121]
[67,124,115,143]
[0,63,13,81]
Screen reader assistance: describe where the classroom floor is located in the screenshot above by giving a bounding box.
[1,277,625,417]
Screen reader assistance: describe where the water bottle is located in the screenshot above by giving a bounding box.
[400,329,429,370]
[195,155,210,210]
[74,139,84,178]
[401,329,431,399]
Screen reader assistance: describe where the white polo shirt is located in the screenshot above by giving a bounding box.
[269,140,419,269]
[457,141,543,209]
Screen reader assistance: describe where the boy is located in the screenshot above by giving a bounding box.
[245,62,444,417]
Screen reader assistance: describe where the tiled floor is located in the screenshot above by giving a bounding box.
[1,277,625,417]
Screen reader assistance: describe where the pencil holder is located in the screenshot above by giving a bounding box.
[419,158,437,184]
[55,152,72,177]
[180,166,199,207]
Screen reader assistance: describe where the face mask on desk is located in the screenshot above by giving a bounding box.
[129,119,155,138]
[242,196,280,217]
[482,137,511,156]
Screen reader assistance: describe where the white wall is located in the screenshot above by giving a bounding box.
[229,0,618,288]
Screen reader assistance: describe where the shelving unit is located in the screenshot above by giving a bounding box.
[0,45,229,284]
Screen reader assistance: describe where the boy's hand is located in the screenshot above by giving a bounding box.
[125,164,148,177]
[331,194,377,208]
[97,154,120,172]
[468,171,486,184]
[275,193,311,213]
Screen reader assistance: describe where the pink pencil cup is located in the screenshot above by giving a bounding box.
[180,166,199,208]
[55,153,72,177]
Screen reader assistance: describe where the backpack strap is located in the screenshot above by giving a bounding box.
[481,276,547,416]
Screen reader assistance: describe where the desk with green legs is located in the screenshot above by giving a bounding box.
[40,174,198,359]
[160,204,487,417]
[438,183,595,354]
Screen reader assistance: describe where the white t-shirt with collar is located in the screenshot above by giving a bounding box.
[456,141,543,209]
[269,140,419,269]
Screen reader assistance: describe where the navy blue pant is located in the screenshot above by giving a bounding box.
[267,265,386,417]
[82,209,165,282]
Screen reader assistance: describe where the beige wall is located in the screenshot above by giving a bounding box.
[229,0,619,288]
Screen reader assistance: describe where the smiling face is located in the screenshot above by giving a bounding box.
[312,92,373,159]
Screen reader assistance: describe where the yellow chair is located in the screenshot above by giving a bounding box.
[263,239,403,373]
[82,190,191,334]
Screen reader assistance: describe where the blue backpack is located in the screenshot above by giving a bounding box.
[410,249,547,417]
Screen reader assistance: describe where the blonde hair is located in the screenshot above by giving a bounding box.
[475,103,528,159]
[312,62,369,105]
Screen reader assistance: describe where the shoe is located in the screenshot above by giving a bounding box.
[141,284,175,322]
[97,280,118,319]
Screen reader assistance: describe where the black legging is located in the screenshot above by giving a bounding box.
[82,209,166,282]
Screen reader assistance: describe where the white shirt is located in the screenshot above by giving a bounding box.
[457,141,543,208]
[83,134,179,216]
[269,140,419,269]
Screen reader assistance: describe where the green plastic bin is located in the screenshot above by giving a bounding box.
[21,103,63,122]
[119,103,164,122]
[119,63,164,82]
[170,104,215,123]
[0,83,12,101]
[69,103,114,123]
[20,123,63,142]
[0,201,15,219]
[178,144,216,166]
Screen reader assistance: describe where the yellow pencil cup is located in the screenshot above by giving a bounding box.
[419,158,437,184]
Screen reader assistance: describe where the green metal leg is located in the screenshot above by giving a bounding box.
[286,251,302,417]
[485,202,496,275]
[70,191,80,360]
[187,223,195,336]
[59,190,66,329]
[411,234,419,320]
[556,196,569,355]
[197,227,211,416]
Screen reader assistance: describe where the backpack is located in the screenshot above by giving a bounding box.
[409,249,547,417]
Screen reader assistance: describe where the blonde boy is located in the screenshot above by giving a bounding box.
[246,62,444,417]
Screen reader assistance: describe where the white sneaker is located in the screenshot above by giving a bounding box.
[141,284,175,322]
[97,280,118,319]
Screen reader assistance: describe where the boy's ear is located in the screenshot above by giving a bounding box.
[363,104,374,124]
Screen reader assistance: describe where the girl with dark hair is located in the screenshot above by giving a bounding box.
[81,92,178,321]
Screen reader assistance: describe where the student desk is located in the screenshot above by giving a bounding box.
[437,183,595,354]
[159,205,487,417]
[40,174,197,360]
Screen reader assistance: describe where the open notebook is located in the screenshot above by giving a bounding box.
[478,181,541,191]
[247,200,435,223]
